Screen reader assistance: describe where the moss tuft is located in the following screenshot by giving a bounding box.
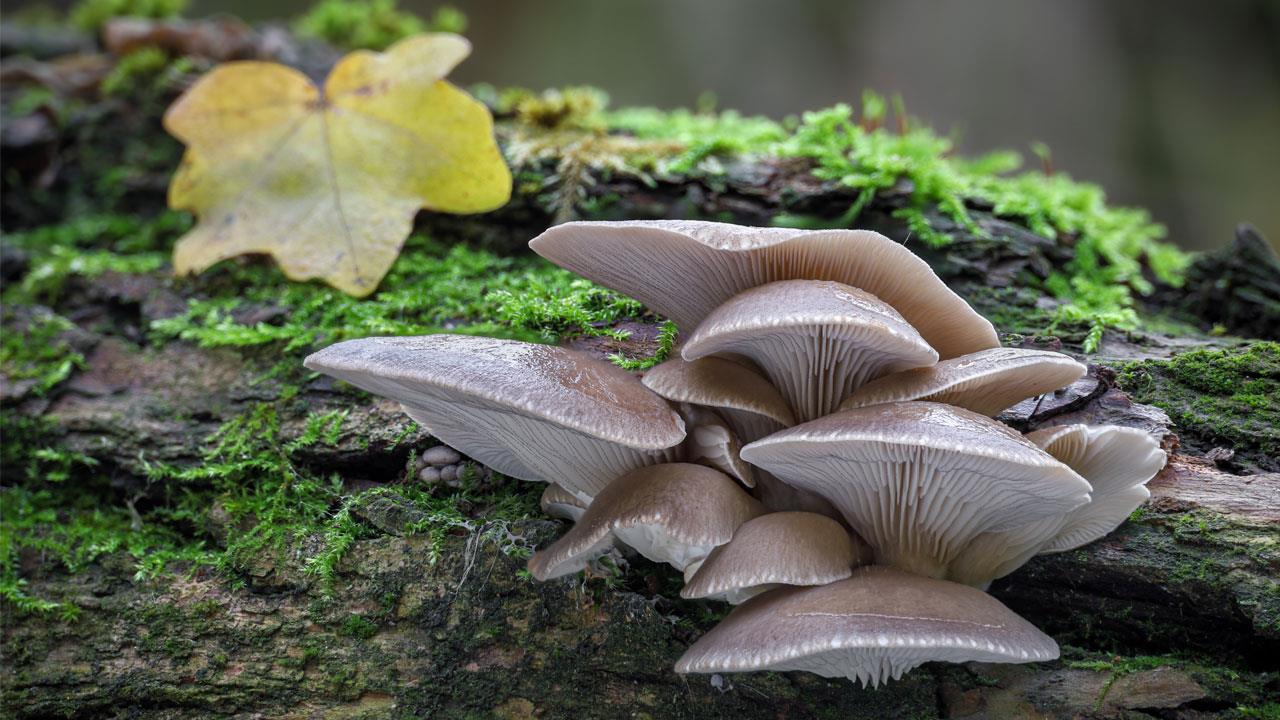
[773,96,1188,351]
[293,0,465,51]
[69,0,185,31]
[1118,342,1279,469]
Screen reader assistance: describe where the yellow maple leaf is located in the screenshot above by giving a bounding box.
[164,33,512,297]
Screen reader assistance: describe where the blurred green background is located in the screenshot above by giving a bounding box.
[18,0,1280,252]
[199,0,1280,253]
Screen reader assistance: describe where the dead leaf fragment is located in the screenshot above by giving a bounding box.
[164,33,511,296]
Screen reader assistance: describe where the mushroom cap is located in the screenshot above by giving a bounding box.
[642,356,796,436]
[529,220,998,360]
[838,347,1088,417]
[304,335,685,499]
[1028,424,1166,553]
[527,463,764,580]
[741,401,1091,577]
[540,483,588,522]
[683,280,939,422]
[681,512,867,603]
[676,404,755,487]
[675,565,1059,687]
[947,424,1165,586]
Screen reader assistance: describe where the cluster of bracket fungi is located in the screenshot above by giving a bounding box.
[306,220,1167,688]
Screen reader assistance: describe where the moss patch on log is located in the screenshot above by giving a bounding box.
[1117,342,1280,470]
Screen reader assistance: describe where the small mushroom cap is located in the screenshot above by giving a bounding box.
[527,463,764,580]
[643,356,796,438]
[303,335,685,499]
[1028,424,1166,553]
[681,512,868,603]
[838,347,1088,417]
[540,484,588,522]
[676,404,755,487]
[741,402,1091,577]
[675,565,1059,687]
[947,424,1165,586]
[683,280,939,422]
[529,220,998,360]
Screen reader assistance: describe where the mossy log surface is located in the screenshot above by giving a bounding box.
[3,36,1280,718]
[3,269,1277,718]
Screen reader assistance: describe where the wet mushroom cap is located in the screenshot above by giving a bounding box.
[681,512,867,602]
[838,347,1087,417]
[682,280,939,422]
[303,335,685,499]
[741,401,1091,577]
[947,423,1165,587]
[1026,424,1165,553]
[527,463,764,580]
[529,220,998,359]
[540,483,589,522]
[675,404,755,487]
[676,565,1059,687]
[643,356,796,440]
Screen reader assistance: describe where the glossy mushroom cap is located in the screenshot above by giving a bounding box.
[681,512,868,604]
[839,347,1088,417]
[675,404,754,487]
[675,566,1059,687]
[683,280,938,422]
[643,356,795,442]
[540,484,589,522]
[1029,424,1165,552]
[947,424,1166,588]
[529,220,998,359]
[741,401,1091,577]
[303,335,685,500]
[527,463,764,580]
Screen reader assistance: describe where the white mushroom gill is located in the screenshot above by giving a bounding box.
[741,402,1091,578]
[682,280,939,422]
[946,424,1165,588]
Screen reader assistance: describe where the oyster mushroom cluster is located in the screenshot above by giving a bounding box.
[304,220,1167,687]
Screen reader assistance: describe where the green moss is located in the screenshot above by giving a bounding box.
[338,613,379,640]
[69,0,185,31]
[149,236,657,367]
[607,106,787,173]
[771,96,1188,351]
[100,48,194,100]
[0,307,85,396]
[1118,342,1279,468]
[293,0,465,51]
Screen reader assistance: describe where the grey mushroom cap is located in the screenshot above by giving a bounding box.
[680,512,869,603]
[540,484,589,522]
[741,401,1091,577]
[1028,424,1166,553]
[838,347,1087,417]
[529,220,998,360]
[675,565,1059,687]
[643,356,796,441]
[947,424,1165,587]
[527,463,765,581]
[675,404,755,487]
[303,335,685,500]
[682,280,939,422]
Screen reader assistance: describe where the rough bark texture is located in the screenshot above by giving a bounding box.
[3,33,1279,719]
